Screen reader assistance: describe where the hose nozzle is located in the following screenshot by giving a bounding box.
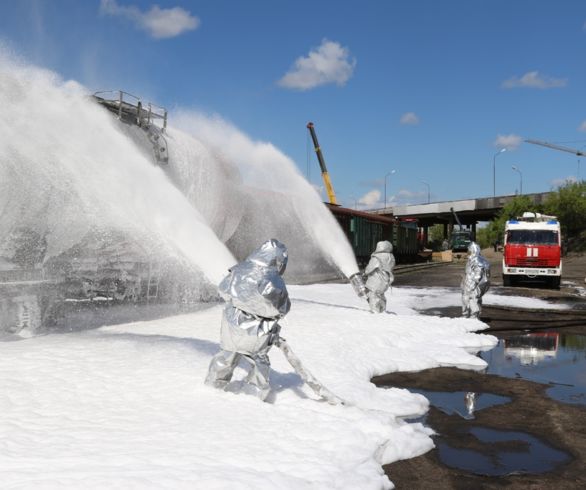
[349,273,367,298]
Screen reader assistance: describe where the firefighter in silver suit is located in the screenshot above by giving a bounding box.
[364,240,395,313]
[205,239,291,401]
[461,241,490,318]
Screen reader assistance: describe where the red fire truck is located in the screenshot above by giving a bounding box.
[502,212,562,288]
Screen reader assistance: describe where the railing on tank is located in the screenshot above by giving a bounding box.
[92,90,169,165]
[92,90,168,132]
[0,268,46,283]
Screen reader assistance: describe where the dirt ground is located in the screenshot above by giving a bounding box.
[395,249,586,293]
[380,250,586,489]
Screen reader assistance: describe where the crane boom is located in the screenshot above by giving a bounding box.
[449,207,472,251]
[525,139,586,157]
[450,207,463,231]
[307,122,338,205]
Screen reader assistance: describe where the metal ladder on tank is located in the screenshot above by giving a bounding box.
[145,261,160,303]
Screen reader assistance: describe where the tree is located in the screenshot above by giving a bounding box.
[475,226,491,249]
[544,181,586,239]
[428,224,445,242]
[425,224,448,251]
[482,195,542,248]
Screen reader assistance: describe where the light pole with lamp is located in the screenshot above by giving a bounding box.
[421,180,431,203]
[493,148,507,197]
[512,165,522,195]
[384,170,396,209]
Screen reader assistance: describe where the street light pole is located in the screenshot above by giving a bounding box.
[493,148,507,197]
[512,165,522,195]
[384,170,396,209]
[421,180,430,203]
[578,144,585,181]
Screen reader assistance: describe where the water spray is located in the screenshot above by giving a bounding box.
[0,53,236,286]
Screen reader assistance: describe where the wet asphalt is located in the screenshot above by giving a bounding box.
[379,250,586,490]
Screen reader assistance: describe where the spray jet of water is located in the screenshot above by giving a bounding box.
[171,110,361,280]
[0,51,236,285]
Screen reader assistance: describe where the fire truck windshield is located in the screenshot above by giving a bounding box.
[506,230,558,245]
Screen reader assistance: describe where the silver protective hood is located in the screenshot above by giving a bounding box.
[468,241,481,257]
[374,240,393,254]
[247,238,289,275]
[219,238,290,320]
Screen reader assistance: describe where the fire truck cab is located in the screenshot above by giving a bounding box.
[502,212,562,288]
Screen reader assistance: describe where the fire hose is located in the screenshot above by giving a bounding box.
[274,336,345,406]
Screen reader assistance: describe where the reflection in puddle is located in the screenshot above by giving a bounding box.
[437,427,571,476]
[405,389,511,419]
[481,332,586,405]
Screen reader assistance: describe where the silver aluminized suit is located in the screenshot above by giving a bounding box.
[364,241,395,313]
[461,242,490,318]
[205,239,291,401]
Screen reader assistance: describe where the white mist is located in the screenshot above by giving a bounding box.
[172,110,360,279]
[0,53,235,285]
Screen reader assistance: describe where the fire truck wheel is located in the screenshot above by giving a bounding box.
[549,276,561,289]
[502,274,512,287]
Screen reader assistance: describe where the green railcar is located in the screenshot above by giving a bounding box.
[392,220,419,258]
[327,205,419,267]
[349,215,391,265]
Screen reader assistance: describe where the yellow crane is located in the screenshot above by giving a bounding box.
[307,122,338,205]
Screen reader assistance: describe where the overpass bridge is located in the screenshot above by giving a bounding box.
[370,191,552,238]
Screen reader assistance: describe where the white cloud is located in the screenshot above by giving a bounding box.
[551,176,578,188]
[501,71,566,89]
[400,112,419,125]
[354,188,427,208]
[579,121,586,132]
[358,189,381,207]
[278,39,356,91]
[494,134,522,151]
[391,189,428,205]
[344,186,430,209]
[358,178,384,188]
[100,0,199,39]
[397,189,424,199]
[364,188,429,207]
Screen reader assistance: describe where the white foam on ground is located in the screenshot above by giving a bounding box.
[389,286,570,311]
[0,284,504,489]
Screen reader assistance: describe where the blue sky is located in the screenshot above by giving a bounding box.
[2,0,586,208]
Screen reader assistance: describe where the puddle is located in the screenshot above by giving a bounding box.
[480,332,586,405]
[405,388,510,419]
[376,330,583,482]
[436,426,571,476]
[563,280,586,298]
